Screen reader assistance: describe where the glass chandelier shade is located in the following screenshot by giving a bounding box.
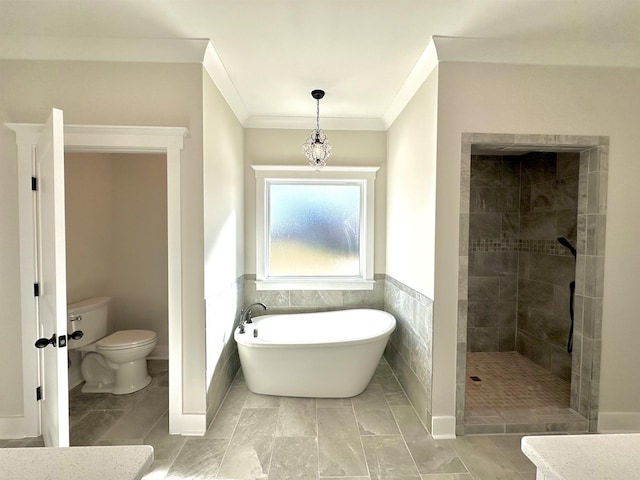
[303,90,332,170]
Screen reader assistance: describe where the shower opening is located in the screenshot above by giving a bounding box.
[457,134,608,436]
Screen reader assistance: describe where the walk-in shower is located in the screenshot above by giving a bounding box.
[457,134,609,436]
[464,150,584,433]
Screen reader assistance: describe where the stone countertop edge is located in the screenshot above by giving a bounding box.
[521,433,640,480]
[0,445,154,480]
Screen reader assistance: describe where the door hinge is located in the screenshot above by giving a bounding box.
[34,283,40,297]
[36,386,42,401]
[31,176,38,191]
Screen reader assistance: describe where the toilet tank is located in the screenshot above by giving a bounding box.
[67,296,110,349]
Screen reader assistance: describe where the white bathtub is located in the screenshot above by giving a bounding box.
[234,309,396,398]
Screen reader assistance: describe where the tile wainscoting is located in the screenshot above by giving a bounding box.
[383,276,435,433]
[244,274,385,314]
[205,275,245,426]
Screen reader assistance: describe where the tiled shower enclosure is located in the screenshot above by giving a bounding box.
[457,133,609,435]
[467,151,579,381]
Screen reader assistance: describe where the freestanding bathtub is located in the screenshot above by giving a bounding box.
[234,309,396,398]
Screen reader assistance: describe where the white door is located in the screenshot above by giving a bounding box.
[35,108,70,447]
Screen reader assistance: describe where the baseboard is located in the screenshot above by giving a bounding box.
[148,345,168,360]
[169,412,206,436]
[68,377,83,391]
[431,416,457,439]
[598,412,640,433]
[0,416,25,439]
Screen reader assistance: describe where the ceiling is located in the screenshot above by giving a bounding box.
[1,0,640,129]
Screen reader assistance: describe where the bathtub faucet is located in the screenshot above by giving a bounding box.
[239,302,267,334]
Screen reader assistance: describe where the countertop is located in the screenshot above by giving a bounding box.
[521,434,640,480]
[0,445,153,480]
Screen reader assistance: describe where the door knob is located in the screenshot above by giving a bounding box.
[35,334,57,349]
[68,330,84,341]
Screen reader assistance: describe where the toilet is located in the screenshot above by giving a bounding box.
[67,296,157,395]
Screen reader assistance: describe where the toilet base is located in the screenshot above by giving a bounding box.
[112,373,152,395]
[81,373,152,395]
[80,355,153,395]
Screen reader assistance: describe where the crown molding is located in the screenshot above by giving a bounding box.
[245,115,386,131]
[3,35,639,132]
[383,38,439,129]
[202,41,250,124]
[0,35,210,63]
[433,35,640,69]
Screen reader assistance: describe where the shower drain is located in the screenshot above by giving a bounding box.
[470,376,482,382]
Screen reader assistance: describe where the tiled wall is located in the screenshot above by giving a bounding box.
[516,152,579,382]
[383,276,434,430]
[468,155,519,352]
[244,274,385,314]
[205,275,244,426]
[572,146,607,429]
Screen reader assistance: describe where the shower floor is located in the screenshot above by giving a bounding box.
[464,351,587,435]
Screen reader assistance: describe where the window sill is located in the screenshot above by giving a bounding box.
[255,279,375,291]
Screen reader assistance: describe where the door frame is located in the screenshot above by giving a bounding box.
[7,123,189,437]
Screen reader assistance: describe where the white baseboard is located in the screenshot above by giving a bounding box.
[169,412,206,436]
[431,415,457,439]
[0,416,25,439]
[148,345,168,360]
[598,412,640,433]
[68,377,83,391]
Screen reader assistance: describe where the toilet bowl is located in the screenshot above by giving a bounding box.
[79,330,157,395]
[67,296,158,395]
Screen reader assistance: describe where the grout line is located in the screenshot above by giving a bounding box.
[315,398,321,480]
[387,391,423,477]
[351,397,372,480]
[211,393,247,478]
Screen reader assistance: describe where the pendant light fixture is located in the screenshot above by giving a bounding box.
[303,89,332,170]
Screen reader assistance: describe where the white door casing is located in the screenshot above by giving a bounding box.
[6,120,195,438]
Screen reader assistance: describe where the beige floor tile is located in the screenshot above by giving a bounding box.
[276,397,317,437]
[450,435,524,480]
[420,475,473,480]
[165,438,227,480]
[100,386,169,441]
[361,435,421,480]
[144,412,187,461]
[269,437,318,480]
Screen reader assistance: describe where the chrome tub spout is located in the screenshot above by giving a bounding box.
[238,302,267,334]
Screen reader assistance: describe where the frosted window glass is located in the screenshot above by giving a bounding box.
[269,183,361,276]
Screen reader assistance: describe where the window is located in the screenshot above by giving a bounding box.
[254,166,378,290]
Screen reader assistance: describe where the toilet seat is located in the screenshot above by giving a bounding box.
[97,329,157,351]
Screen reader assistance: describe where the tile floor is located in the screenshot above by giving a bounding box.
[1,359,540,479]
[464,352,587,435]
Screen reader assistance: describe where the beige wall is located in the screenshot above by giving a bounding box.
[66,152,169,347]
[108,154,168,344]
[244,128,387,275]
[0,60,205,418]
[65,154,113,305]
[386,67,439,299]
[202,69,245,421]
[433,62,640,428]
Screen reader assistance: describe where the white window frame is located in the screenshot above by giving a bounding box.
[254,165,378,290]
